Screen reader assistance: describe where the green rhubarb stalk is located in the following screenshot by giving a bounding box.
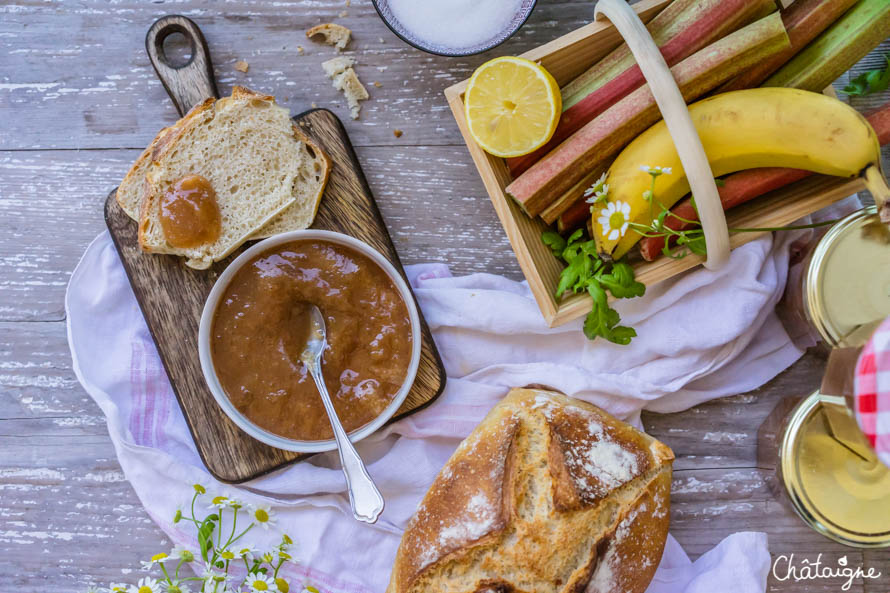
[720,0,860,92]
[764,0,890,92]
[505,12,790,217]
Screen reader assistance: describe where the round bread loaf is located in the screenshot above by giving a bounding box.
[387,388,673,593]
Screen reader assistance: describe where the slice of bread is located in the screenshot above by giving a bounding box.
[322,57,369,120]
[306,23,352,51]
[117,125,175,220]
[252,125,330,238]
[137,87,330,269]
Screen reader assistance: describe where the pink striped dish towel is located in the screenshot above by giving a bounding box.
[66,229,805,593]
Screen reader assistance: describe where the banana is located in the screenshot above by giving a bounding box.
[592,88,887,260]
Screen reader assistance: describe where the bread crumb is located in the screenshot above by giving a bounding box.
[339,10,348,17]
[345,0,351,5]
[306,23,352,51]
[311,102,318,108]
[322,57,369,120]
[378,37,385,44]
[373,81,382,88]
[234,60,249,73]
[393,129,403,138]
[297,46,304,55]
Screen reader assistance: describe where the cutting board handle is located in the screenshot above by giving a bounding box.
[146,15,220,117]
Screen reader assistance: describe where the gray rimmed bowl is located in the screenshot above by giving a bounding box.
[372,0,537,57]
[198,230,422,453]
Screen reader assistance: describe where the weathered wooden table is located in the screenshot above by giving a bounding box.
[2,1,889,590]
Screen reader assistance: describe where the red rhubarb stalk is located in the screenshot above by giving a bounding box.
[508,0,777,177]
[637,101,890,261]
[505,13,790,217]
[720,0,860,92]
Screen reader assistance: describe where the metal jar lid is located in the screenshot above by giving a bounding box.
[780,391,890,547]
[804,206,890,347]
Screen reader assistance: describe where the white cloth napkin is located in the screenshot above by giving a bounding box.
[67,231,793,593]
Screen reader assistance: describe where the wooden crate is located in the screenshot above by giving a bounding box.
[444,0,865,327]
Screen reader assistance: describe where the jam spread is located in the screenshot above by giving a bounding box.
[210,240,413,441]
[159,174,222,248]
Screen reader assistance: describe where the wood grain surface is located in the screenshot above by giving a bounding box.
[106,108,445,483]
[2,0,890,591]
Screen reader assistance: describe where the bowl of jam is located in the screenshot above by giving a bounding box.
[198,230,422,452]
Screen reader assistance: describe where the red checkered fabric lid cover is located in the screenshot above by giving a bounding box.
[855,316,890,469]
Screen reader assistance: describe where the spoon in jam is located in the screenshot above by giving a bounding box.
[299,304,385,524]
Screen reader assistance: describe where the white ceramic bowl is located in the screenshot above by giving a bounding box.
[198,230,422,453]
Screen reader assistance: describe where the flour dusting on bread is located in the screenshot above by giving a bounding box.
[386,388,674,593]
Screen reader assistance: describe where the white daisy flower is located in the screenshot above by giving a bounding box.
[208,495,233,510]
[129,577,161,593]
[249,504,277,530]
[236,544,260,561]
[160,581,191,593]
[583,172,610,205]
[598,201,631,241]
[262,548,293,566]
[169,544,194,563]
[140,553,169,571]
[245,572,279,592]
[640,165,671,176]
[109,584,128,593]
[201,566,230,586]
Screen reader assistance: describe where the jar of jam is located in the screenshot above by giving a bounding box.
[776,206,890,547]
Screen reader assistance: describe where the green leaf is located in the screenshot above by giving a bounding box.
[541,231,566,257]
[841,54,890,96]
[198,517,216,562]
[598,261,646,299]
[566,228,584,248]
[714,177,725,187]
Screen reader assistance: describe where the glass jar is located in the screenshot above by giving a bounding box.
[777,206,890,547]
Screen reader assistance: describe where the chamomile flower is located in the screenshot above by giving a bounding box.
[219,547,241,561]
[236,544,260,561]
[140,553,169,570]
[208,495,233,510]
[598,201,631,241]
[262,548,293,566]
[109,584,128,593]
[160,581,191,593]
[169,544,194,563]
[245,572,278,592]
[129,577,161,593]
[274,578,290,593]
[248,504,277,530]
[201,566,230,586]
[583,171,610,205]
[639,165,671,176]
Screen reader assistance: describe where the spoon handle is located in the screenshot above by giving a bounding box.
[308,365,385,524]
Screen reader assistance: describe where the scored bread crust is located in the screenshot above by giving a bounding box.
[387,388,674,593]
[116,125,176,220]
[135,87,330,269]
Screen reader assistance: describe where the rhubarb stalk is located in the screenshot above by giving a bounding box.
[508,0,777,177]
[505,12,790,218]
[636,101,890,261]
[764,0,890,92]
[720,0,859,92]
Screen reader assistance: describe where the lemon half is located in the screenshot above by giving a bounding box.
[464,57,561,158]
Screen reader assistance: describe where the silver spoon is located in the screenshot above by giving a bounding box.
[299,304,385,524]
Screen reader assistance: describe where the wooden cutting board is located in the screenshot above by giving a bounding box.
[104,16,446,483]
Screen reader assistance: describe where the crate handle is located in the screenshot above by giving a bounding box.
[594,0,730,270]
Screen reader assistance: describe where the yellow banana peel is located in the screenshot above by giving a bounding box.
[592,88,886,260]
